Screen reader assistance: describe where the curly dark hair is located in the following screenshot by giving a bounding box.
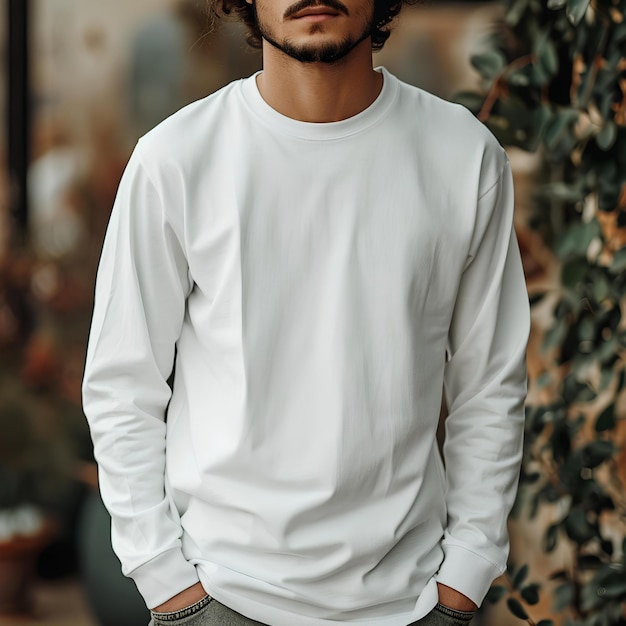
[207,0,419,51]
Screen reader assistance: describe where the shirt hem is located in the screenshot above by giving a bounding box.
[197,569,439,626]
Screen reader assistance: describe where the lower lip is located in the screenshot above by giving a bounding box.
[295,13,339,21]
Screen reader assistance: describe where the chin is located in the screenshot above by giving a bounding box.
[272,29,365,64]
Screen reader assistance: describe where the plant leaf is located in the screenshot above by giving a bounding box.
[505,0,530,26]
[597,122,617,151]
[470,50,506,80]
[521,583,541,605]
[596,571,626,598]
[565,509,594,542]
[543,523,560,552]
[556,220,601,258]
[554,581,575,611]
[537,32,559,77]
[566,0,590,24]
[577,554,603,569]
[561,257,588,289]
[512,564,530,589]
[507,598,529,620]
[610,247,626,273]
[486,584,508,603]
[581,440,615,468]
[595,404,616,432]
[544,109,579,149]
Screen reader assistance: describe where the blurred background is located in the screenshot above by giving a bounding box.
[0,0,624,625]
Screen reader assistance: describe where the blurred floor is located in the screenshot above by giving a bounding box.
[0,579,97,626]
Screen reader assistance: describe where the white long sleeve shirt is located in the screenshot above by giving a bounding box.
[82,67,530,625]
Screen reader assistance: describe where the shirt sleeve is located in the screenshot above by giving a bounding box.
[435,159,530,606]
[81,144,200,608]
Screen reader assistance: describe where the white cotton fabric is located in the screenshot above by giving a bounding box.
[82,67,530,625]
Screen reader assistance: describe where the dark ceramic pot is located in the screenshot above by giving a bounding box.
[78,491,149,626]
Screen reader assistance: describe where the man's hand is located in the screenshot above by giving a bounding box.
[152,582,208,613]
[436,583,478,612]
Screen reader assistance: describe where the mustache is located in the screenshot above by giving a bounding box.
[284,0,350,19]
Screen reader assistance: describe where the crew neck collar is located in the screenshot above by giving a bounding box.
[239,66,398,141]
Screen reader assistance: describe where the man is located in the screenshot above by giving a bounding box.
[82,0,530,622]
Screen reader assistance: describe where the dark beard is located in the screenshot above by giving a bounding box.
[255,6,374,64]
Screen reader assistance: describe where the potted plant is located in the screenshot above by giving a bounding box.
[0,377,70,615]
[0,255,78,616]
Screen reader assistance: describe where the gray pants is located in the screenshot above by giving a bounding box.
[149,595,475,626]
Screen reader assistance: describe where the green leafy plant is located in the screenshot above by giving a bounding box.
[0,255,85,542]
[486,563,554,625]
[458,0,626,624]
[0,381,72,540]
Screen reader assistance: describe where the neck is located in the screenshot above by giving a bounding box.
[256,39,383,123]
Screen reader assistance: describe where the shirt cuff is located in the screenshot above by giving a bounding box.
[130,547,201,609]
[434,543,503,607]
